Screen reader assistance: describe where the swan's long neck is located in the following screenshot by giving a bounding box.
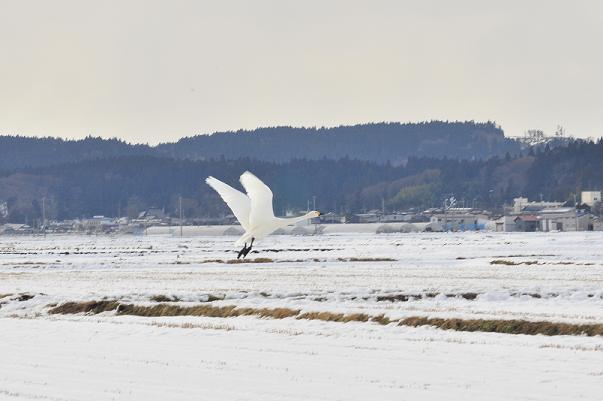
[279,212,317,227]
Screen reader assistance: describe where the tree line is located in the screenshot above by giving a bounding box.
[0,121,520,170]
[1,138,602,223]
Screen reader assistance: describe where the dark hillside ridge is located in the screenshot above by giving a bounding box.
[0,121,520,169]
[155,121,519,163]
[0,136,152,170]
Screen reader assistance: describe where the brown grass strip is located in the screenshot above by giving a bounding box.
[399,317,603,336]
[490,259,539,266]
[297,311,370,323]
[47,300,603,336]
[371,314,391,325]
[226,258,274,264]
[48,300,120,315]
[113,303,300,319]
[150,295,181,302]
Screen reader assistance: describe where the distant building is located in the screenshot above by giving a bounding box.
[509,208,595,232]
[581,191,601,207]
[138,208,166,220]
[319,212,345,224]
[351,212,381,224]
[539,208,593,232]
[429,208,490,231]
[381,213,413,223]
[512,197,564,214]
[513,215,541,232]
[80,216,118,233]
[494,215,517,232]
[0,224,33,235]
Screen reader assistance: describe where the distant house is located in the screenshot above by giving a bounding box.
[494,215,516,232]
[138,207,166,220]
[80,216,118,232]
[581,191,601,207]
[512,197,564,214]
[351,212,381,224]
[381,213,413,223]
[429,208,490,231]
[511,209,595,232]
[318,212,344,224]
[514,215,541,232]
[0,224,33,235]
[539,208,593,232]
[500,197,596,232]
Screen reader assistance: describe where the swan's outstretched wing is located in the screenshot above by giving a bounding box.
[205,176,251,230]
[240,171,275,228]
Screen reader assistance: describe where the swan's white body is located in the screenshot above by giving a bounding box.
[206,171,320,246]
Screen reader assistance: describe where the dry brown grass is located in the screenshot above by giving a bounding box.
[150,295,181,302]
[371,314,392,325]
[226,258,274,264]
[47,299,603,337]
[490,259,539,266]
[113,303,300,319]
[338,257,396,262]
[49,300,365,324]
[196,258,274,264]
[377,292,478,302]
[297,311,370,323]
[399,317,603,337]
[48,300,120,315]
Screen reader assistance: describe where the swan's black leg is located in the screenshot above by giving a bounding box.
[237,243,248,259]
[242,237,255,259]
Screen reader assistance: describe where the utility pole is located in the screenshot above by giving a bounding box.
[41,197,46,234]
[312,196,316,211]
[443,198,447,232]
[179,196,183,237]
[573,193,578,231]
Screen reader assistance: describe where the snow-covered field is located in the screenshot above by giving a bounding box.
[1,232,602,400]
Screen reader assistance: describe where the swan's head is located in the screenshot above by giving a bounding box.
[309,211,321,218]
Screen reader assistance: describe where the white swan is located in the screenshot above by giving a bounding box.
[206,171,320,258]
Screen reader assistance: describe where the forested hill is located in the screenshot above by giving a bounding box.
[155,121,518,163]
[0,136,152,170]
[1,139,602,222]
[0,121,520,169]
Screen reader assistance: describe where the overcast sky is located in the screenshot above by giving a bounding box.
[1,0,602,144]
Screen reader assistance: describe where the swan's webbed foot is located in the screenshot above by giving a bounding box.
[237,243,248,259]
[237,238,255,259]
[241,245,252,259]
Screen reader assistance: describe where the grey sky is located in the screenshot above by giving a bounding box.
[1,0,602,144]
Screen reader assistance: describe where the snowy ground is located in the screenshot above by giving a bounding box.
[1,232,602,400]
